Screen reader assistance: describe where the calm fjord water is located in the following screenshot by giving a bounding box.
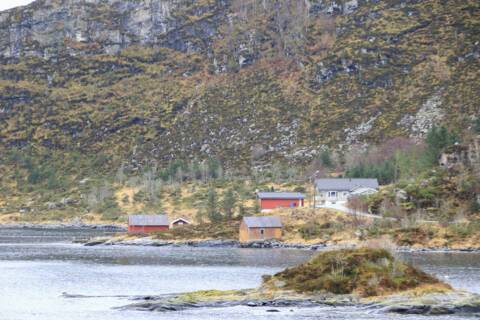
[0,228,479,320]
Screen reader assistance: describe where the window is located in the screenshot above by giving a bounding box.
[328,191,337,198]
[260,229,265,235]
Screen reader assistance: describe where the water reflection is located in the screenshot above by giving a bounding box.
[400,252,480,294]
[0,228,479,320]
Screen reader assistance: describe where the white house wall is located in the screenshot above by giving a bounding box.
[315,188,378,207]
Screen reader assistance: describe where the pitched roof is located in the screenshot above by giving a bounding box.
[128,214,169,226]
[256,192,304,199]
[242,216,282,228]
[315,178,379,191]
[171,217,190,224]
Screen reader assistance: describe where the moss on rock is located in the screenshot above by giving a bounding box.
[266,248,447,297]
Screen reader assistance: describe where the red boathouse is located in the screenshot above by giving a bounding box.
[256,192,305,211]
[128,214,169,233]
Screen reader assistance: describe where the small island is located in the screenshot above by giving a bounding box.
[121,247,480,315]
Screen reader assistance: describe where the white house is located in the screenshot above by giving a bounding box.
[315,178,379,206]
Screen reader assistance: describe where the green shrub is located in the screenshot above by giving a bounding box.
[298,221,342,240]
[447,221,480,238]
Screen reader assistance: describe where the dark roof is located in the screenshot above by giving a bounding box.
[128,214,169,226]
[315,178,379,191]
[171,218,190,224]
[242,216,282,228]
[256,192,304,199]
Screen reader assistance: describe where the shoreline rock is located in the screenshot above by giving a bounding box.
[83,237,330,249]
[116,289,480,316]
[0,223,126,231]
[82,237,480,253]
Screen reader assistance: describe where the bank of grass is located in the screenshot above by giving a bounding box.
[364,217,480,249]
[283,209,480,249]
[264,248,449,297]
[151,219,240,240]
[174,289,258,304]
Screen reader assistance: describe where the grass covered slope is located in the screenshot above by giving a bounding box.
[264,248,447,297]
[0,0,478,168]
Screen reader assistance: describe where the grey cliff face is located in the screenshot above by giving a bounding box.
[0,0,359,60]
[0,0,224,58]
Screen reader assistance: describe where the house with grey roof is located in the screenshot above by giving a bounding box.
[239,216,283,242]
[315,178,379,206]
[256,192,305,211]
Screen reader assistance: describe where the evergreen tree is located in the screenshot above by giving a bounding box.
[195,209,205,224]
[207,157,221,179]
[171,184,181,207]
[475,118,480,134]
[238,204,247,217]
[346,159,395,184]
[253,199,261,214]
[425,125,455,164]
[221,189,236,219]
[206,185,222,222]
[320,149,333,168]
[189,159,202,180]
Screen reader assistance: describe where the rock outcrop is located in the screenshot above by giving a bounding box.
[116,248,480,316]
[0,0,225,58]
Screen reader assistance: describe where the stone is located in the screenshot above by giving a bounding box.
[45,202,57,209]
[84,239,108,246]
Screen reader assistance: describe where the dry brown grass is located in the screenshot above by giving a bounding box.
[115,186,144,213]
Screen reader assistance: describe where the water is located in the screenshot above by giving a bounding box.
[0,229,479,320]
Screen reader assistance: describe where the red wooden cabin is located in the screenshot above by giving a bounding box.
[128,214,169,233]
[256,192,305,211]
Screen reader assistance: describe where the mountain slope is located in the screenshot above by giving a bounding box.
[0,0,479,170]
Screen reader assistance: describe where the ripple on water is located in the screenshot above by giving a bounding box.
[0,228,479,320]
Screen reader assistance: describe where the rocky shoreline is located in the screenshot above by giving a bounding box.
[0,223,126,231]
[82,237,480,253]
[116,288,480,316]
[1,224,478,253]
[83,237,330,249]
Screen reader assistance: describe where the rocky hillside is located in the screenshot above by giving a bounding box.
[0,0,479,170]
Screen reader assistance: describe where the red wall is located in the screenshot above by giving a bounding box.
[128,225,169,233]
[260,198,304,210]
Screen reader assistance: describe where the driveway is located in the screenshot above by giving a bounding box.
[316,202,384,219]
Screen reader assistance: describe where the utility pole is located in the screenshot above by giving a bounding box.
[309,170,319,209]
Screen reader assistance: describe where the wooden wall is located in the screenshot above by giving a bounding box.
[239,221,282,242]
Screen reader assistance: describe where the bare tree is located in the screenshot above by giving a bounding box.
[115,163,126,185]
[142,169,162,203]
[86,184,113,210]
